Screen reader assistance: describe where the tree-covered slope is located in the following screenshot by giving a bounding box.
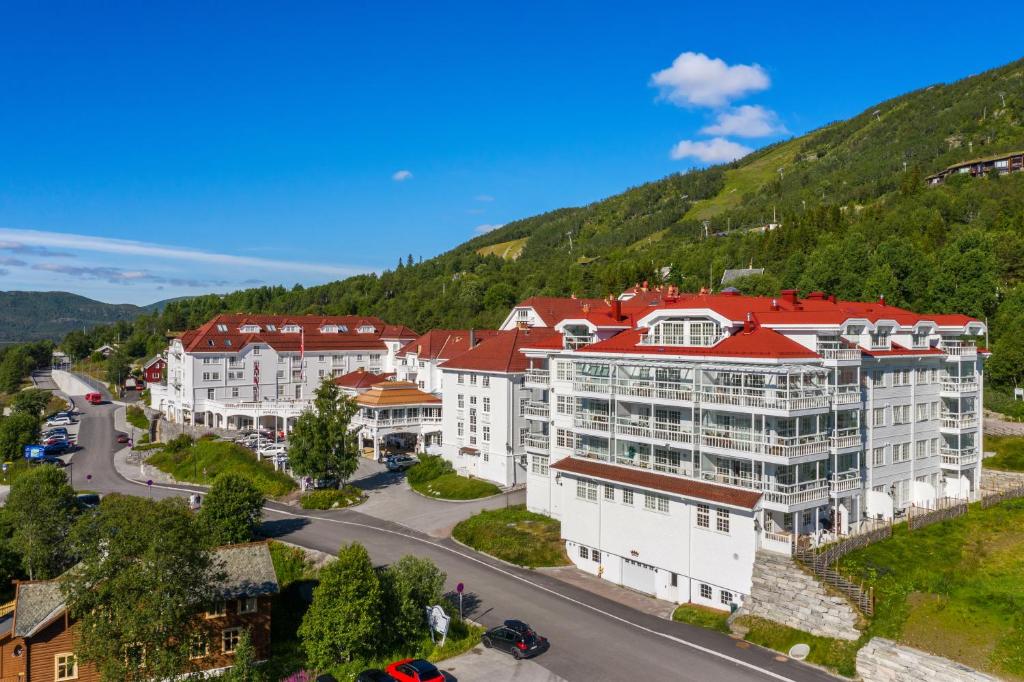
[0,291,148,344]
[69,56,1024,387]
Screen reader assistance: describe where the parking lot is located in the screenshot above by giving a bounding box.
[438,645,565,682]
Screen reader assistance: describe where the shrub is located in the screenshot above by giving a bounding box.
[125,405,149,430]
[198,432,219,441]
[147,440,296,497]
[268,541,318,588]
[406,454,452,485]
[300,487,365,510]
[163,434,194,453]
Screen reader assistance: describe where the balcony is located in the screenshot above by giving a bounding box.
[524,432,550,453]
[830,427,861,450]
[941,378,979,394]
[941,413,978,431]
[940,446,979,467]
[702,472,828,507]
[833,385,861,405]
[524,401,549,419]
[574,448,610,462]
[572,376,612,394]
[817,344,861,361]
[573,412,611,432]
[564,335,595,350]
[764,435,830,458]
[939,340,977,359]
[354,413,443,429]
[700,429,829,459]
[830,471,861,494]
[613,417,695,445]
[614,378,694,403]
[639,332,723,347]
[696,387,830,412]
[524,368,550,386]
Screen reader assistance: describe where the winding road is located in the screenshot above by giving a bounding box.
[58,374,836,682]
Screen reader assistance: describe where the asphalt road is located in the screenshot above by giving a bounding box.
[61,379,837,682]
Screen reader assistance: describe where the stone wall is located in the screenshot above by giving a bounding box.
[155,417,236,443]
[982,467,1024,492]
[735,551,861,641]
[857,638,997,681]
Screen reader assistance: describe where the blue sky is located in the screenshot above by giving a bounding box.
[1,1,1023,304]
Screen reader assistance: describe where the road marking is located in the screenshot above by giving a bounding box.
[127,478,803,682]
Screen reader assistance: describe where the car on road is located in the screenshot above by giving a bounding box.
[384,659,442,682]
[116,433,130,444]
[260,444,288,458]
[85,392,103,405]
[355,671,396,682]
[32,455,66,468]
[482,620,549,659]
[385,454,418,472]
[45,416,74,427]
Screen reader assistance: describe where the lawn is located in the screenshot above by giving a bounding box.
[147,439,297,497]
[672,604,731,633]
[125,405,149,430]
[300,486,365,510]
[452,504,570,568]
[475,237,527,260]
[406,454,501,500]
[734,616,860,678]
[984,435,1024,472]
[839,497,1024,679]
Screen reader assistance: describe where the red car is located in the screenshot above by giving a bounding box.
[384,659,443,682]
[116,434,130,444]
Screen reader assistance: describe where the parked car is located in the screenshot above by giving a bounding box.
[355,671,396,682]
[386,454,418,472]
[42,427,68,438]
[75,493,102,510]
[116,433,130,444]
[33,455,66,468]
[41,434,70,446]
[384,659,442,682]
[42,441,72,455]
[482,620,549,659]
[45,416,74,427]
[261,444,288,458]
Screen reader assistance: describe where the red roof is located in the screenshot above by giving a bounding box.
[551,457,762,509]
[397,329,500,361]
[178,314,417,354]
[580,326,818,359]
[333,370,395,389]
[441,328,565,373]
[514,297,637,328]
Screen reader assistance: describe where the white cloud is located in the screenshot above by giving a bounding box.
[651,52,770,108]
[700,105,788,138]
[392,169,413,182]
[474,194,494,202]
[474,223,504,235]
[669,137,753,163]
[0,228,365,277]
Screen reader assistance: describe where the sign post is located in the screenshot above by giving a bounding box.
[456,582,464,620]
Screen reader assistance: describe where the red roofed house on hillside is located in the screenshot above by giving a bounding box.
[512,287,986,613]
[149,314,417,436]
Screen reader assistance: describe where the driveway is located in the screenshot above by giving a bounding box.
[350,457,525,537]
[440,645,565,682]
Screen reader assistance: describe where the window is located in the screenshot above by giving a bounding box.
[716,508,730,533]
[457,422,464,437]
[531,455,549,475]
[216,324,228,332]
[579,546,589,560]
[893,442,911,463]
[700,584,712,600]
[671,573,678,587]
[915,439,928,459]
[189,633,209,660]
[720,590,733,605]
[252,346,260,355]
[519,398,527,416]
[457,394,464,409]
[696,503,710,528]
[872,446,886,466]
[207,388,215,399]
[206,601,227,618]
[482,426,490,443]
[872,407,886,427]
[222,627,242,654]
[470,395,477,405]
[470,374,478,385]
[483,397,490,413]
[604,485,615,501]
[622,489,634,505]
[318,369,325,378]
[277,369,285,379]
[556,395,574,415]
[458,373,465,384]
[916,403,929,422]
[55,653,77,681]
[238,597,258,614]
[644,493,668,513]
[592,550,601,563]
[556,428,575,449]
[482,376,490,388]
[576,479,598,501]
[231,387,239,398]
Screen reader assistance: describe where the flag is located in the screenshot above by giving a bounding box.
[299,326,305,381]
[253,361,260,401]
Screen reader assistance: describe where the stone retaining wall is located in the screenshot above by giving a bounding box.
[736,551,861,641]
[857,638,997,681]
[155,417,235,443]
[981,467,1024,492]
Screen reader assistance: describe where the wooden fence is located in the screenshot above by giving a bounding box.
[981,484,1024,509]
[793,522,891,616]
[907,497,968,531]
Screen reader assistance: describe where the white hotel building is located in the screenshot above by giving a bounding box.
[510,288,986,610]
[151,314,417,433]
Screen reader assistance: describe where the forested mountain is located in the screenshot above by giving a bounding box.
[57,57,1024,389]
[0,291,152,344]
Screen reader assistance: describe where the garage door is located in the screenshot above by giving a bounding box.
[621,558,657,595]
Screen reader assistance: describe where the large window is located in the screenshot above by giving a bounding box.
[716,508,730,533]
[531,455,549,475]
[222,627,242,654]
[700,584,712,600]
[238,596,258,614]
[55,654,77,681]
[696,504,710,528]
[576,480,598,502]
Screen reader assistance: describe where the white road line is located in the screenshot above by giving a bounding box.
[129,477,803,682]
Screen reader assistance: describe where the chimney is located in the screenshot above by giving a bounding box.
[744,312,755,334]
[770,298,780,311]
[879,294,886,305]
[829,294,836,303]
[780,289,799,306]
[611,298,622,321]
[469,329,477,347]
[581,303,591,314]
[641,280,649,292]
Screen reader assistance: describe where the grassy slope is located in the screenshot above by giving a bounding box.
[410,473,500,500]
[452,504,570,568]
[476,237,528,260]
[984,435,1024,471]
[839,498,1024,679]
[147,440,296,496]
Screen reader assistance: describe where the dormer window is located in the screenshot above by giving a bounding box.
[215,324,228,332]
[642,319,720,347]
[282,324,300,333]
[911,331,930,349]
[240,324,260,333]
[224,339,232,346]
[320,325,338,334]
[338,325,348,333]
[358,325,375,334]
[264,324,276,332]
[870,329,892,350]
[516,309,529,319]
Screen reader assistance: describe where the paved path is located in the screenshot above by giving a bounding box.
[61,375,837,682]
[441,645,566,682]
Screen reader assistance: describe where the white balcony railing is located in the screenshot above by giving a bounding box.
[574,413,611,432]
[354,414,443,428]
[524,368,550,386]
[830,428,861,450]
[941,379,979,393]
[564,335,594,350]
[760,530,794,554]
[703,472,828,506]
[830,471,861,494]
[524,432,550,452]
[941,413,978,430]
[524,402,549,419]
[940,340,977,357]
[700,430,830,458]
[817,344,861,361]
[639,332,723,347]
[696,387,830,412]
[614,378,694,403]
[572,377,612,393]
[833,386,861,405]
[940,446,979,466]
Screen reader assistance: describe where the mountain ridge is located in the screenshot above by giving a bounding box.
[0,291,181,343]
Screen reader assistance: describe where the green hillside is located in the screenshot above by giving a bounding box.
[51,56,1024,390]
[0,291,149,344]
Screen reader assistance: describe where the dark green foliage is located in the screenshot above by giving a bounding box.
[147,439,296,496]
[62,495,220,681]
[381,556,446,647]
[4,465,76,579]
[299,487,364,510]
[984,436,1024,471]
[221,630,265,682]
[0,411,41,462]
[287,380,359,483]
[197,473,266,544]
[126,405,149,430]
[452,504,570,568]
[9,388,52,416]
[0,291,146,344]
[405,454,453,485]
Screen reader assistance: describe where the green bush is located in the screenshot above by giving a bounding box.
[147,440,296,497]
[405,454,452,485]
[125,405,148,430]
[300,487,365,510]
[452,504,569,567]
[985,388,1024,421]
[268,541,318,588]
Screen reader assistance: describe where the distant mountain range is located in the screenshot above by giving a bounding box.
[0,291,181,344]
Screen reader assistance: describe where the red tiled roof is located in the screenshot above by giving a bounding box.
[579,326,818,359]
[441,328,565,373]
[355,381,442,406]
[515,297,637,328]
[397,329,500,361]
[178,314,417,354]
[551,457,762,509]
[333,370,395,389]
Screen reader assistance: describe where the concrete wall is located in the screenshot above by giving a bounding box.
[856,638,997,681]
[50,369,97,397]
[738,551,861,641]
[982,467,1024,491]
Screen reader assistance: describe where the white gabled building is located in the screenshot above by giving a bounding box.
[394,329,499,395]
[516,287,986,610]
[150,314,417,433]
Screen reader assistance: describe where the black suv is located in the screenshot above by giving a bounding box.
[482,619,549,659]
